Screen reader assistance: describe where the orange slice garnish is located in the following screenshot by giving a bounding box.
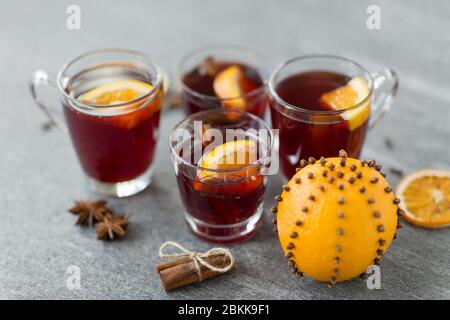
[396,169,450,228]
[80,80,153,105]
[213,66,258,111]
[195,140,263,193]
[80,80,158,129]
[319,76,371,131]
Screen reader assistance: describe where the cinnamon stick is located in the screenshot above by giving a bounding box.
[157,254,232,292]
[202,56,218,77]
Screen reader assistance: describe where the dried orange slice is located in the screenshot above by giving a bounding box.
[319,76,371,131]
[213,66,258,111]
[80,80,153,105]
[396,169,450,228]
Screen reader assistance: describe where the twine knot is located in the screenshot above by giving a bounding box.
[159,241,235,281]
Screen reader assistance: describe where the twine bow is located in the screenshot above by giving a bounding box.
[159,241,235,281]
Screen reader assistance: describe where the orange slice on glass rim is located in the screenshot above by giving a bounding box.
[80,80,156,129]
[80,80,153,105]
[213,66,258,111]
[396,169,450,228]
[319,76,371,131]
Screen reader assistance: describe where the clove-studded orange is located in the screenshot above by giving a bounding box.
[274,151,401,286]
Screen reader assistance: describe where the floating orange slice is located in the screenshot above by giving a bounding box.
[319,76,371,131]
[396,169,450,228]
[213,66,258,111]
[80,80,158,129]
[198,140,258,176]
[195,140,263,192]
[80,80,153,105]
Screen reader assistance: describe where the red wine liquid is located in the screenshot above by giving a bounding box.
[64,91,162,183]
[176,165,265,243]
[270,71,369,179]
[182,61,267,118]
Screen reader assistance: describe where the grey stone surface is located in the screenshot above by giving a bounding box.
[0,0,449,299]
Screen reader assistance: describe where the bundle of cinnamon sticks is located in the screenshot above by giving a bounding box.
[156,254,233,292]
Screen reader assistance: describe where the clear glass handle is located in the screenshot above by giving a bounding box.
[369,68,399,127]
[29,70,68,134]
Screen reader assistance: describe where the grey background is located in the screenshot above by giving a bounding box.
[1,0,449,299]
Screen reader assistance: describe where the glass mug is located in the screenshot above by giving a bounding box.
[169,109,273,243]
[268,55,399,179]
[30,49,164,197]
[178,45,268,118]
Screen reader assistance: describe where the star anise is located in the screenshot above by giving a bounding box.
[96,214,129,240]
[68,200,112,227]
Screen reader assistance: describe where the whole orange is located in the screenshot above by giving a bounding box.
[274,151,402,286]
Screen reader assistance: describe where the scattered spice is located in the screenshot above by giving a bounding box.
[96,214,130,240]
[68,200,112,227]
[68,199,130,241]
[97,214,129,240]
[41,121,53,131]
[384,137,394,150]
[389,167,404,178]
